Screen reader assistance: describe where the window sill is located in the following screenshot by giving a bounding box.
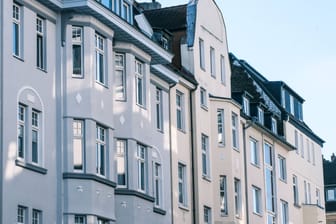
[233,147,240,153]
[253,212,263,217]
[36,67,47,73]
[220,213,228,217]
[115,188,155,202]
[250,163,261,169]
[72,75,84,79]
[15,159,47,175]
[279,178,287,184]
[178,204,189,212]
[293,203,301,208]
[95,81,108,88]
[201,105,208,111]
[13,55,24,62]
[153,207,166,215]
[136,103,147,110]
[218,143,225,148]
[202,175,211,182]
[177,128,186,134]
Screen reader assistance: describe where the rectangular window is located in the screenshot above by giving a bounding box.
[307,139,311,162]
[280,200,289,224]
[264,143,275,213]
[95,33,105,84]
[199,39,205,70]
[307,182,311,204]
[176,91,184,130]
[156,88,163,131]
[36,16,45,69]
[32,110,40,164]
[201,134,210,178]
[316,188,321,205]
[178,163,187,206]
[294,130,299,154]
[252,186,262,214]
[243,97,250,116]
[293,175,299,205]
[116,139,127,187]
[271,118,277,134]
[300,134,304,158]
[72,26,83,76]
[220,55,226,85]
[75,215,86,224]
[278,155,287,181]
[135,60,145,106]
[137,144,147,192]
[232,112,239,149]
[17,206,26,224]
[250,138,259,166]
[327,188,336,201]
[115,53,126,100]
[154,163,162,207]
[13,3,21,57]
[220,175,228,216]
[122,1,130,22]
[97,218,109,224]
[234,178,242,217]
[73,120,84,171]
[200,87,207,108]
[32,209,42,224]
[210,47,216,77]
[204,206,212,224]
[258,107,264,125]
[311,142,315,165]
[96,125,106,176]
[217,109,225,146]
[18,104,26,159]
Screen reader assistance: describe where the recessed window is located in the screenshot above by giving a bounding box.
[300,134,304,158]
[271,117,277,134]
[252,186,262,214]
[220,175,228,216]
[178,163,187,206]
[135,59,145,106]
[36,16,46,70]
[231,112,239,149]
[115,53,126,100]
[294,130,299,154]
[204,206,212,224]
[264,143,275,216]
[306,139,311,163]
[257,107,264,125]
[293,175,299,205]
[220,55,226,85]
[32,209,42,224]
[278,155,286,181]
[31,110,40,164]
[74,215,86,224]
[72,26,83,77]
[210,47,216,77]
[316,188,321,206]
[137,144,147,192]
[242,97,250,116]
[116,139,127,187]
[95,33,105,85]
[199,39,205,70]
[73,120,84,171]
[13,3,22,57]
[311,142,315,165]
[176,91,185,131]
[304,181,311,204]
[96,125,106,176]
[234,178,242,217]
[200,87,207,108]
[201,134,210,178]
[280,200,289,224]
[17,104,26,159]
[122,1,131,22]
[155,88,163,131]
[154,163,162,207]
[250,138,259,166]
[217,109,225,146]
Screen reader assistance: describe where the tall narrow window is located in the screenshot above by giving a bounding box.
[264,143,275,221]
[96,125,106,176]
[116,140,127,187]
[95,33,105,84]
[252,186,262,214]
[220,175,228,216]
[115,53,126,100]
[178,163,187,206]
[307,139,311,162]
[154,163,162,207]
[75,215,86,224]
[18,104,26,159]
[176,91,184,130]
[17,206,26,224]
[199,39,205,70]
[36,16,45,69]
[73,120,84,171]
[135,60,145,106]
[200,87,207,108]
[32,209,42,224]
[278,155,287,181]
[201,134,210,178]
[220,55,226,85]
[204,206,212,224]
[316,188,321,206]
[307,182,311,204]
[217,109,225,146]
[294,130,299,154]
[250,138,259,166]
[234,178,241,217]
[122,1,130,22]
[231,112,239,149]
[13,3,21,57]
[258,107,264,125]
[72,26,83,76]
[293,175,299,205]
[31,110,40,164]
[243,97,250,115]
[280,200,289,224]
[300,134,304,158]
[271,118,277,134]
[156,88,163,131]
[210,47,216,77]
[137,144,146,192]
[311,142,315,165]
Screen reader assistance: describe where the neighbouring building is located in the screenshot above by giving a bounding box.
[324,155,336,224]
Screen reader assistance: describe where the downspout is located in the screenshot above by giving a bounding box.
[0,0,3,222]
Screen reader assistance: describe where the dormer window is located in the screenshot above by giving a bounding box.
[161,36,168,50]
[242,97,250,116]
[271,117,277,134]
[122,1,131,23]
[258,107,264,125]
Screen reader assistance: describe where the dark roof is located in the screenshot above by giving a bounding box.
[143,4,187,31]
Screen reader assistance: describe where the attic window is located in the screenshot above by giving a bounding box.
[242,97,250,116]
[257,107,264,125]
[122,1,131,23]
[161,36,168,50]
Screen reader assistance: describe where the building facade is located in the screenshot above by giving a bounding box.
[324,155,336,224]
[0,0,326,224]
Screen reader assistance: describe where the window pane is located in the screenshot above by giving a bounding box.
[32,130,38,163]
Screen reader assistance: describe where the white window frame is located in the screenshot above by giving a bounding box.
[176,91,185,131]
[243,97,250,116]
[154,162,162,207]
[300,134,304,158]
[201,134,210,178]
[278,155,287,181]
[220,55,226,85]
[96,125,106,176]
[307,139,311,162]
[115,53,126,100]
[73,119,84,171]
[264,143,275,214]
[13,3,22,57]
[32,209,42,224]
[121,1,130,22]
[217,109,225,146]
[220,175,228,216]
[95,33,105,85]
[199,38,205,70]
[252,186,262,215]
[231,112,239,150]
[204,206,212,224]
[234,178,242,217]
[316,188,321,206]
[75,215,86,224]
[294,130,299,154]
[293,175,299,205]
[311,142,315,165]
[178,162,187,207]
[137,144,147,192]
[18,104,26,159]
[72,26,83,77]
[116,139,127,187]
[155,87,163,131]
[258,107,264,125]
[31,109,40,164]
[200,87,207,108]
[17,206,27,224]
[271,117,277,134]
[280,200,289,224]
[36,16,45,70]
[250,138,259,166]
[210,47,216,77]
[135,59,145,106]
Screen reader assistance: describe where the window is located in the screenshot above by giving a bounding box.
[96,125,106,176]
[311,142,315,165]
[293,175,299,205]
[13,3,21,57]
[155,88,163,131]
[220,55,226,85]
[294,130,299,154]
[278,155,286,181]
[220,175,228,216]
[308,182,311,204]
[300,134,304,158]
[178,163,187,206]
[201,134,210,178]
[316,188,321,206]
[135,60,145,106]
[154,163,162,207]
[137,144,147,192]
[217,109,225,146]
[242,97,250,116]
[36,16,45,69]
[97,218,109,224]
[200,87,207,108]
[264,143,275,214]
[234,178,241,217]
[176,91,184,130]
[75,215,86,224]
[327,188,336,201]
[121,1,130,22]
[252,186,262,214]
[210,47,216,77]
[18,104,25,159]
[73,120,84,171]
[204,206,212,224]
[115,53,126,100]
[258,107,264,125]
[95,33,105,84]
[250,138,259,166]
[307,139,311,162]
[17,206,26,224]
[72,26,83,76]
[231,113,239,149]
[280,200,289,224]
[116,139,127,187]
[199,39,205,70]
[32,110,40,164]
[271,118,277,134]
[32,209,42,224]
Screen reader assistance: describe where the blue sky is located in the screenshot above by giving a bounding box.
[138,0,336,159]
